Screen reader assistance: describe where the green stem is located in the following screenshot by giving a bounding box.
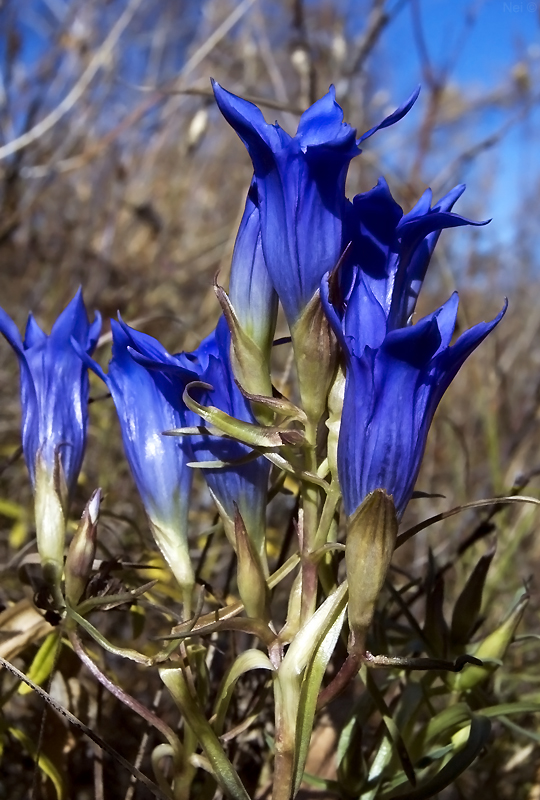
[272,676,299,800]
[300,419,322,626]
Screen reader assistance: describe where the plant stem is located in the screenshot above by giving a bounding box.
[300,418,321,626]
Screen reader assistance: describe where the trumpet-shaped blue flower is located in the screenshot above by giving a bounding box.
[323,284,506,519]
[127,316,271,563]
[213,81,419,325]
[75,319,200,606]
[0,289,101,598]
[339,178,488,354]
[0,288,101,495]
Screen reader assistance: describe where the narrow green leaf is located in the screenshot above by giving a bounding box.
[450,545,495,645]
[397,496,540,549]
[18,631,60,696]
[482,701,540,717]
[497,715,540,744]
[293,606,346,794]
[213,650,274,736]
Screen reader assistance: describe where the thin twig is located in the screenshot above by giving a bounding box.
[0,0,143,161]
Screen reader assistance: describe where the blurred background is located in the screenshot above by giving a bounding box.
[1,1,540,796]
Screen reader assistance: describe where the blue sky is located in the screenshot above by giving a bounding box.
[370,0,540,245]
[384,0,538,92]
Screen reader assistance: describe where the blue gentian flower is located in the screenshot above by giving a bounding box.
[323,285,506,519]
[0,288,101,495]
[0,289,101,599]
[339,178,488,354]
[75,320,199,607]
[213,81,419,326]
[127,317,271,565]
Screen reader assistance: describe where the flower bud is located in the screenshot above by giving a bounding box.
[345,490,398,656]
[64,489,101,606]
[291,290,337,427]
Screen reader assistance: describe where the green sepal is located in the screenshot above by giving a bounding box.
[325,363,345,486]
[234,509,271,621]
[345,490,398,656]
[214,280,274,403]
[34,452,68,608]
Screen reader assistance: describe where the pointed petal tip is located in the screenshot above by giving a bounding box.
[357,85,421,145]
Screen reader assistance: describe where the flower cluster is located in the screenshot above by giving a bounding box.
[0,83,504,609]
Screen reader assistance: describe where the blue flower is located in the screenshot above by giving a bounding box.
[76,319,199,604]
[338,178,488,354]
[127,317,271,563]
[323,285,506,519]
[0,288,101,496]
[0,289,100,599]
[213,81,419,326]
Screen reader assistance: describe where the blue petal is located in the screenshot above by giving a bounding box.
[107,325,193,525]
[357,87,421,144]
[344,274,388,355]
[0,308,39,483]
[0,307,25,354]
[211,80,285,169]
[50,287,90,346]
[405,188,433,219]
[432,293,460,352]
[24,315,47,348]
[381,315,442,369]
[228,181,278,349]
[296,86,358,153]
[87,311,102,351]
[432,183,466,213]
[435,301,507,381]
